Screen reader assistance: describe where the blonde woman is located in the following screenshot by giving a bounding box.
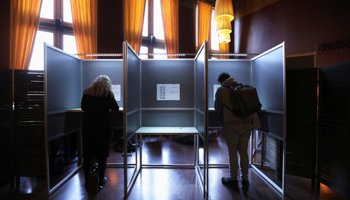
[81,75,119,190]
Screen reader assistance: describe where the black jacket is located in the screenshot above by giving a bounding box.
[81,92,119,159]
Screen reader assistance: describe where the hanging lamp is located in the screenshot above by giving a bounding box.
[214,0,234,43]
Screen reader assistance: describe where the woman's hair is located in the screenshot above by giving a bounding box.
[84,75,114,97]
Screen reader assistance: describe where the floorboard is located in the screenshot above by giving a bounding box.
[0,131,345,200]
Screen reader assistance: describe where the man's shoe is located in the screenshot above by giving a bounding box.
[99,177,107,189]
[221,177,239,190]
[241,180,249,190]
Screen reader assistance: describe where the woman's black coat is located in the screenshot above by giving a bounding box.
[81,92,119,159]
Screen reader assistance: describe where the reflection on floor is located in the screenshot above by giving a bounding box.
[0,130,346,200]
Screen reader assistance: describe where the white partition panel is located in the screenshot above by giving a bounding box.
[123,42,142,197]
[195,42,207,142]
[194,41,208,199]
[140,60,195,126]
[251,42,286,194]
[45,45,82,114]
[123,43,141,140]
[44,43,82,195]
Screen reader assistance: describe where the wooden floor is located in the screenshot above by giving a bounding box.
[0,131,346,200]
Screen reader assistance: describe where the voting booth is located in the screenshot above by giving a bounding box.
[122,41,209,198]
[207,42,286,194]
[44,44,123,195]
[208,43,286,194]
[44,41,286,197]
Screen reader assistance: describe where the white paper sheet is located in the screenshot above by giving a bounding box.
[213,84,220,100]
[157,84,180,101]
[112,84,121,101]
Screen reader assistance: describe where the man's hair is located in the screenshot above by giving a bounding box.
[218,72,230,82]
[84,75,114,97]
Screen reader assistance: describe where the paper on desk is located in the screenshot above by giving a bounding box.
[112,84,121,101]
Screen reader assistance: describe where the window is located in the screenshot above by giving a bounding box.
[210,10,219,51]
[141,0,166,59]
[29,0,77,70]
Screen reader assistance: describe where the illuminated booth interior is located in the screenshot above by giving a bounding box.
[122,41,209,198]
[44,43,123,195]
[207,42,286,194]
[44,41,287,197]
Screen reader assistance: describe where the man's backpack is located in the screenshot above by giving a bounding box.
[224,83,262,117]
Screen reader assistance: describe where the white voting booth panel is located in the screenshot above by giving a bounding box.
[123,41,208,198]
[44,44,123,195]
[195,42,209,197]
[251,43,286,194]
[122,41,141,197]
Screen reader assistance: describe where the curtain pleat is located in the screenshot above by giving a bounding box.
[198,1,212,49]
[124,0,146,54]
[10,0,42,70]
[71,0,97,59]
[160,0,179,59]
[219,43,230,59]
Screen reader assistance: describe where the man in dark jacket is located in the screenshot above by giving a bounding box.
[214,72,260,190]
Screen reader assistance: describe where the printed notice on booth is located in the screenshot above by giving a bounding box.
[213,84,220,100]
[157,84,180,101]
[112,84,121,101]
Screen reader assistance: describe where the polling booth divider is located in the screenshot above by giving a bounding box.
[44,43,123,196]
[123,41,209,199]
[207,42,286,195]
[251,42,286,194]
[44,43,82,196]
[195,41,209,198]
[122,41,142,197]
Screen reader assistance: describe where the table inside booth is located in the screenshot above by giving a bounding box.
[67,107,124,112]
[134,127,199,136]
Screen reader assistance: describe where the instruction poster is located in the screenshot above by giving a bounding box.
[157,84,180,101]
[112,84,121,101]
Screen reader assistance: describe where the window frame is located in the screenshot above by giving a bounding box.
[141,0,166,59]
[38,0,74,50]
[29,0,76,70]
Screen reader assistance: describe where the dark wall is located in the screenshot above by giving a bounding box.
[234,0,350,68]
[97,0,124,54]
[179,5,196,55]
[0,0,11,69]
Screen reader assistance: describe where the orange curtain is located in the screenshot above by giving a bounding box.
[160,0,179,59]
[124,0,146,54]
[71,0,97,59]
[198,1,212,49]
[10,0,42,70]
[219,43,229,59]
